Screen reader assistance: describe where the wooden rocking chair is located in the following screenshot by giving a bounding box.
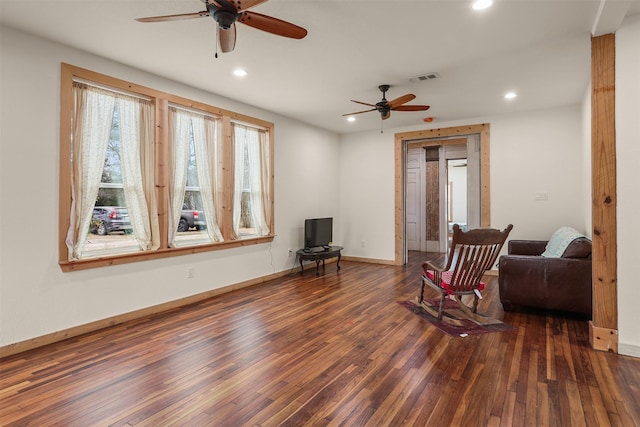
[418,223,513,325]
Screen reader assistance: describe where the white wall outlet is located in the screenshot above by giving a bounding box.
[535,191,549,201]
[187,267,195,278]
[288,248,293,256]
[361,240,366,248]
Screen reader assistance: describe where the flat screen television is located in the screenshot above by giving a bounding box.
[304,217,333,249]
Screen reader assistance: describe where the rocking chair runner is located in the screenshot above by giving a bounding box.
[419,223,513,324]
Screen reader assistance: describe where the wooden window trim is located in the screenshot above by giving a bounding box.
[59,63,274,272]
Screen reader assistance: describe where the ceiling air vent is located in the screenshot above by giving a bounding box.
[409,72,440,83]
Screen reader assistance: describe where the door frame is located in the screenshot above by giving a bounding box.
[393,123,491,265]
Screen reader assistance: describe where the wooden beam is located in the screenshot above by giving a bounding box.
[590,33,618,352]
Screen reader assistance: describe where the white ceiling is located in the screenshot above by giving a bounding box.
[1,0,639,134]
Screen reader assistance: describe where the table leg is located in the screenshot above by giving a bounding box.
[299,256,304,275]
[337,253,341,271]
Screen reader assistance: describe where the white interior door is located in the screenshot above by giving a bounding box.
[406,149,423,251]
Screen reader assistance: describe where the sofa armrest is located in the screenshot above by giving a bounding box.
[508,240,548,256]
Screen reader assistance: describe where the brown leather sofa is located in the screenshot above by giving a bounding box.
[498,237,592,317]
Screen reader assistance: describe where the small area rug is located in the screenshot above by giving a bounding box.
[397,299,517,337]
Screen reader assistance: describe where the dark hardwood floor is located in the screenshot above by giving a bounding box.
[1,252,639,426]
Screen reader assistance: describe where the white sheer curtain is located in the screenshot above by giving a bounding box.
[232,125,245,238]
[118,96,154,250]
[192,116,223,243]
[232,123,270,237]
[66,84,115,260]
[258,128,272,234]
[140,98,160,251]
[168,109,191,246]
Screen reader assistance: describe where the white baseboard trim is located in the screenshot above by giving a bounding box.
[618,343,640,358]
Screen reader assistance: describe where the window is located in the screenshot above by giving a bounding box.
[66,82,156,260]
[232,123,271,238]
[168,106,223,247]
[59,64,274,271]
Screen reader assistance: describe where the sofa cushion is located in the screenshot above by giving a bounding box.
[561,237,592,258]
[541,226,586,258]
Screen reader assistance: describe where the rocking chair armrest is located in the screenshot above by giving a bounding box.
[422,258,448,273]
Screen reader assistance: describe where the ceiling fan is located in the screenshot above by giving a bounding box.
[136,0,307,54]
[343,85,430,120]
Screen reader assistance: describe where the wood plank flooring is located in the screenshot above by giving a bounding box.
[1,252,639,426]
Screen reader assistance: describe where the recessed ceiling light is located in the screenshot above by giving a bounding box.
[347,116,356,122]
[472,0,493,10]
[504,91,517,100]
[233,69,247,77]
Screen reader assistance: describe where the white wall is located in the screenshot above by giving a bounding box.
[338,105,589,260]
[581,84,593,237]
[616,14,640,357]
[0,26,340,346]
[489,106,589,239]
[336,131,396,260]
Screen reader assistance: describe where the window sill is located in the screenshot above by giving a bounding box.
[59,235,275,272]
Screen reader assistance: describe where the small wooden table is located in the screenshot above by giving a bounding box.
[296,246,343,276]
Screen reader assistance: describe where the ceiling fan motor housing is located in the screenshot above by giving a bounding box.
[214,11,237,29]
[207,2,238,30]
[376,102,390,113]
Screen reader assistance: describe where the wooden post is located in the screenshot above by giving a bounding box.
[590,33,618,352]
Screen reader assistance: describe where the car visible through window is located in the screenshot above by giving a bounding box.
[91,207,132,235]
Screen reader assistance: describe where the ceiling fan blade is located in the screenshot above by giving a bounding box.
[237,11,307,39]
[388,94,416,108]
[219,24,236,52]
[342,108,377,116]
[350,100,377,108]
[392,105,431,111]
[136,11,209,23]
